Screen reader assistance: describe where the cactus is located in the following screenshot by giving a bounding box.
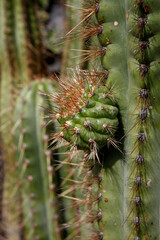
[125,1,160,239]
[1,0,160,239]
[51,0,160,239]
[10,81,60,240]
[0,1,60,239]
[0,0,45,141]
[96,1,160,239]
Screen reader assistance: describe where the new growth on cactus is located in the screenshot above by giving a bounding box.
[50,69,118,153]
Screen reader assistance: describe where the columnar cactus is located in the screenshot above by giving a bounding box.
[0,1,59,239]
[97,1,160,239]
[1,0,160,240]
[52,0,160,239]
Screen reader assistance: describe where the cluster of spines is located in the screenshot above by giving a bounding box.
[50,69,118,154]
[127,1,152,239]
[64,0,108,66]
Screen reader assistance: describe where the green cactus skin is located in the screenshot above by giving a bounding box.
[0,2,51,238]
[94,0,160,239]
[12,81,63,240]
[1,0,160,239]
[55,145,103,240]
[95,1,129,239]
[3,0,30,81]
[0,0,29,140]
[51,69,118,238]
[126,1,160,239]
[55,1,108,238]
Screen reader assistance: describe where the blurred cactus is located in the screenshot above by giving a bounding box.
[0,0,46,142]
[0,0,57,239]
[11,81,61,240]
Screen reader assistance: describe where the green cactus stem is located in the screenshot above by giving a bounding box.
[1,0,160,239]
[95,0,160,239]
[125,1,160,239]
[1,80,68,240]
[94,1,128,239]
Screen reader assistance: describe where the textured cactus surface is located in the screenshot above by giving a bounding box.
[1,0,160,240]
[97,0,160,239]
[53,0,160,239]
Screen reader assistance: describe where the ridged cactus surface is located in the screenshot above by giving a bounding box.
[97,0,160,239]
[126,1,160,239]
[0,1,56,239]
[1,0,160,240]
[96,0,129,239]
[52,0,160,239]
